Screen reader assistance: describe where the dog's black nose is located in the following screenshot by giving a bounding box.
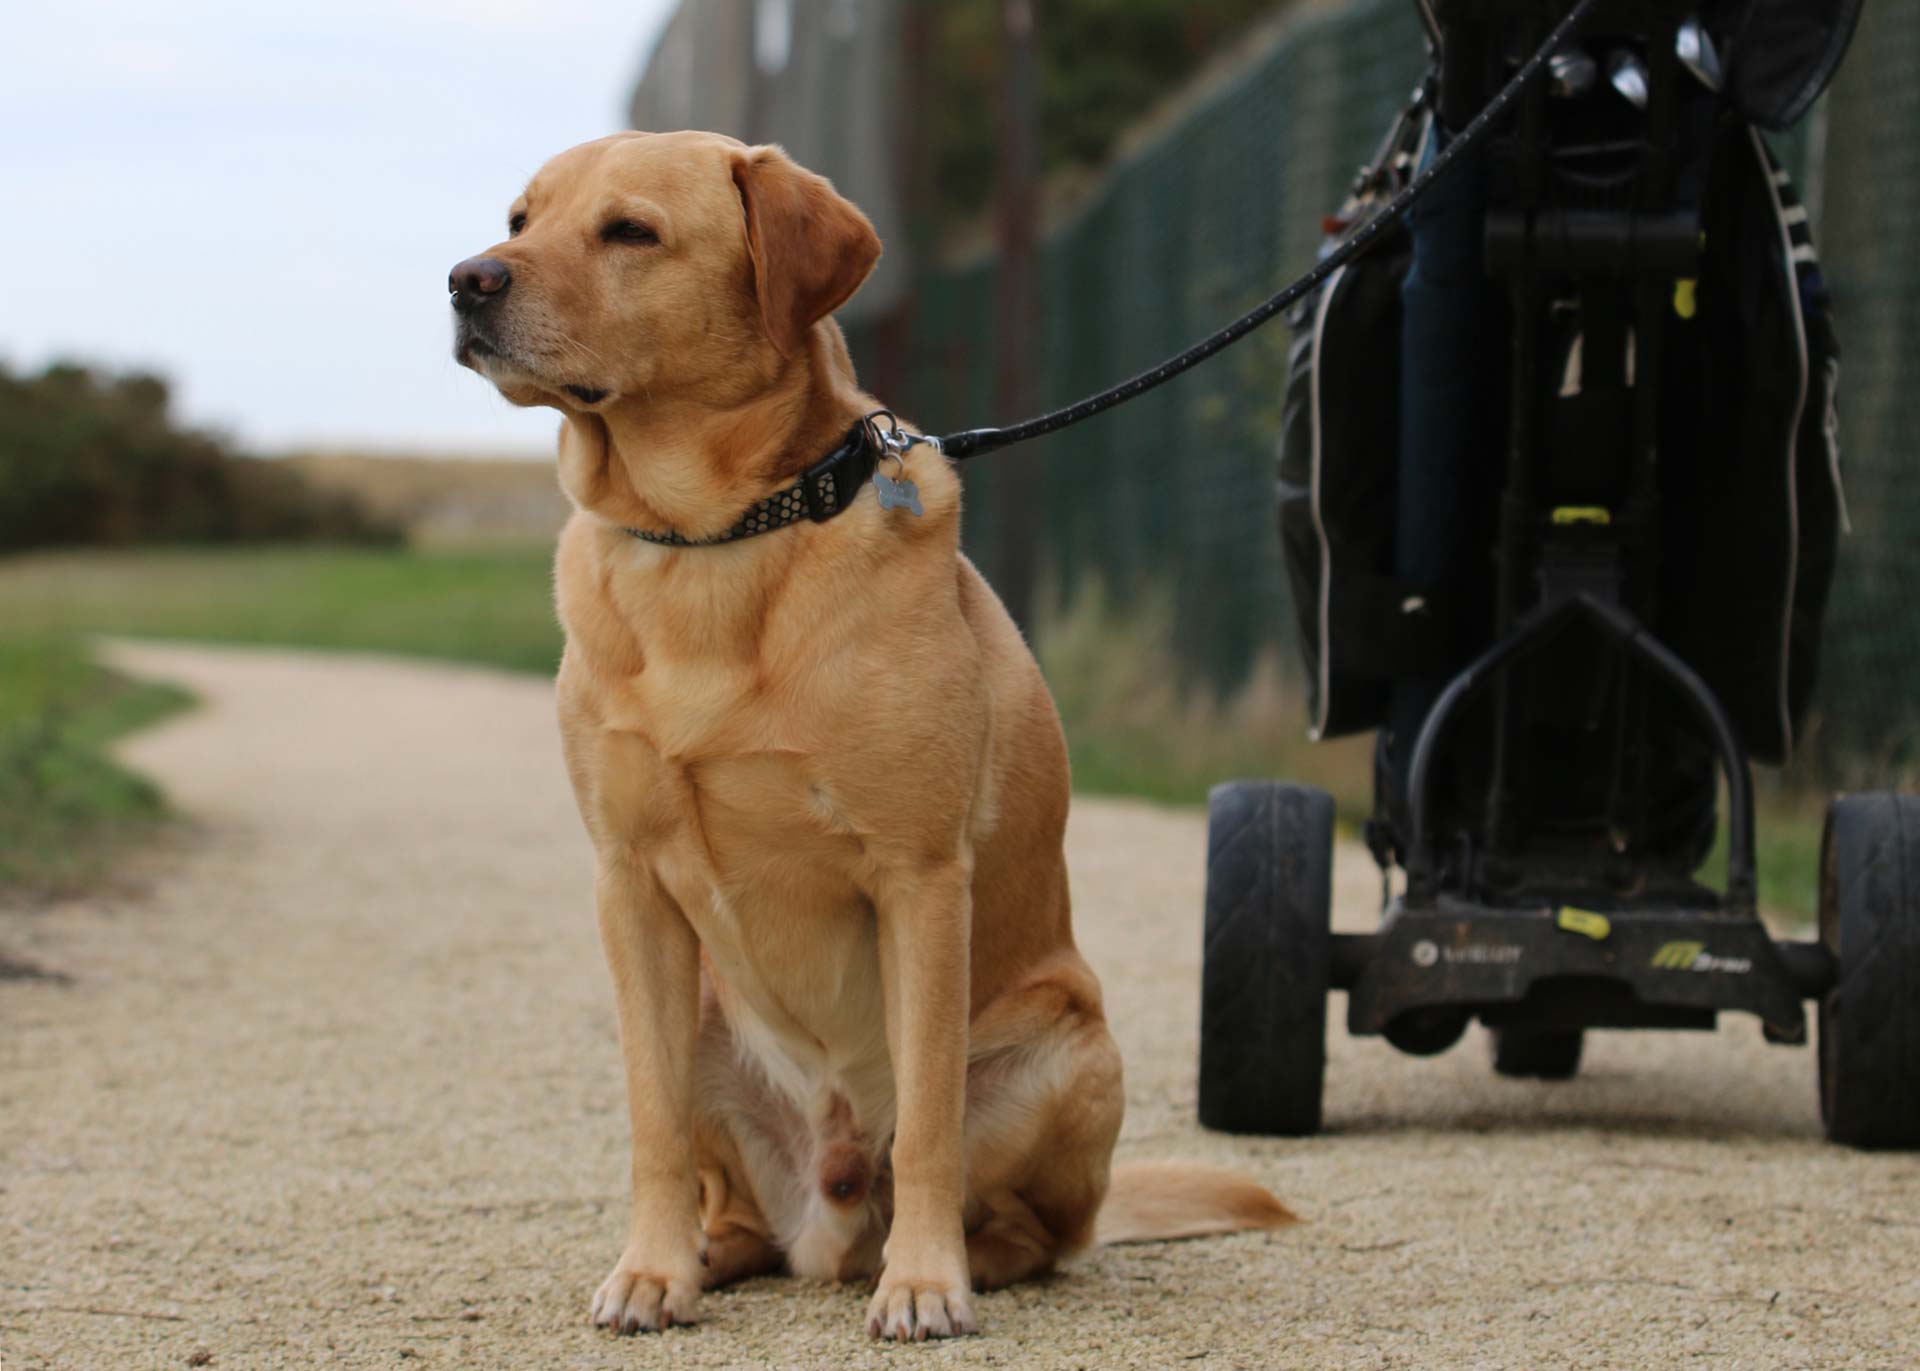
[449,256,511,311]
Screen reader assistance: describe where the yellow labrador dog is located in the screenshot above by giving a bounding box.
[450,130,1292,1342]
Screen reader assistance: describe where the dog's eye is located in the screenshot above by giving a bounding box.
[508,212,527,237]
[603,219,660,246]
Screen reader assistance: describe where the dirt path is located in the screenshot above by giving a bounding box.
[3,643,1914,1370]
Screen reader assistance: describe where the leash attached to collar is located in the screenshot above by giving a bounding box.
[628,0,1596,546]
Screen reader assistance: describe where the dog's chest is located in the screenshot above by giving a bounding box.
[617,656,765,759]
[576,601,901,1102]
[627,742,889,1083]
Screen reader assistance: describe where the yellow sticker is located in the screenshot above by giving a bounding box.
[1557,907,1612,941]
[1652,940,1705,969]
[1674,278,1698,319]
[1550,506,1612,527]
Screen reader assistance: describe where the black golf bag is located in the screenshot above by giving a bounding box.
[1276,0,1855,903]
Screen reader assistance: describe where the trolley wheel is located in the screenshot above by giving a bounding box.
[1490,1027,1584,1080]
[1198,780,1332,1136]
[1819,793,1920,1148]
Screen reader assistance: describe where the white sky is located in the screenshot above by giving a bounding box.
[0,0,677,454]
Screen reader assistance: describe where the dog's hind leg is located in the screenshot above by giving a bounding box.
[961,964,1126,1290]
[690,993,791,1290]
[702,1218,782,1289]
[963,1192,1057,1290]
[694,1136,783,1289]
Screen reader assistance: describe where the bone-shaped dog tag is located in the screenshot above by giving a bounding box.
[874,470,924,516]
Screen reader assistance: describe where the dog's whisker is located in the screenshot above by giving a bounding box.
[554,328,610,367]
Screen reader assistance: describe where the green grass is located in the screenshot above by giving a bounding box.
[0,635,193,895]
[1756,800,1824,926]
[0,545,1831,919]
[0,544,559,899]
[1709,788,1827,928]
[0,545,564,675]
[1035,580,1375,813]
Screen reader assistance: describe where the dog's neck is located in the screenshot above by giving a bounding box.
[551,325,906,691]
[557,326,864,541]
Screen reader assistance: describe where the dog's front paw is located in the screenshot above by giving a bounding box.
[865,1268,977,1342]
[590,1252,701,1335]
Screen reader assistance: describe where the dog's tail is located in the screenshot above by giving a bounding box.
[1093,1161,1298,1246]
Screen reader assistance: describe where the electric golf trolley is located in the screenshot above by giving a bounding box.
[1197,0,1920,1147]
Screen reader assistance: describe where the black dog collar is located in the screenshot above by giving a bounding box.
[622,421,880,548]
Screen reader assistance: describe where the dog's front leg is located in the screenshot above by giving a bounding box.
[589,862,705,1335]
[868,858,976,1341]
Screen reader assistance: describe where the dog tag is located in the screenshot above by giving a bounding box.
[874,470,924,516]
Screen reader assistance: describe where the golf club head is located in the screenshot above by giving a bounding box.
[1676,17,1722,92]
[1549,46,1598,99]
[1608,48,1649,109]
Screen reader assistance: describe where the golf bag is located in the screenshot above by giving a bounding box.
[1277,0,1851,894]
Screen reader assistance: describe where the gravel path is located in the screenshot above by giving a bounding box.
[4,643,1915,1370]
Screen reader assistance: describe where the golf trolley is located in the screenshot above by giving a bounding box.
[1198,0,1919,1147]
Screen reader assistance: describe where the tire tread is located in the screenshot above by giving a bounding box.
[1198,781,1333,1136]
[1820,793,1920,1148]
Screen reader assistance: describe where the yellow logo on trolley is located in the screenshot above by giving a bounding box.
[1652,940,1707,969]
[1649,940,1753,974]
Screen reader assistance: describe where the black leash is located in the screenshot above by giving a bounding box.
[627,0,1599,548]
[911,0,1600,463]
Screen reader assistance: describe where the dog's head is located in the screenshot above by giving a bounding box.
[450,131,880,415]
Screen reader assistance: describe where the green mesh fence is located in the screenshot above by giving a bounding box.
[850,0,1916,780]
[1809,3,1920,777]
[856,0,1427,689]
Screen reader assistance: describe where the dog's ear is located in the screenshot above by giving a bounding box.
[731,145,881,357]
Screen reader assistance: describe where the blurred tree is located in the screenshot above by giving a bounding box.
[922,0,1279,220]
[991,0,1043,634]
[0,361,400,553]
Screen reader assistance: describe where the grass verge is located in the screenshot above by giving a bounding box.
[1706,787,1827,929]
[0,544,560,899]
[0,544,563,674]
[1035,580,1375,814]
[0,635,193,897]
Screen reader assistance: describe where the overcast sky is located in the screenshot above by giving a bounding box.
[1,0,676,454]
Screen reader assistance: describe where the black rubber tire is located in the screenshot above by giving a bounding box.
[1819,793,1920,1148]
[1490,1027,1584,1080]
[1198,780,1333,1136]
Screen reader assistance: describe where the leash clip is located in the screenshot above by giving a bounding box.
[859,410,930,516]
[862,410,943,470]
